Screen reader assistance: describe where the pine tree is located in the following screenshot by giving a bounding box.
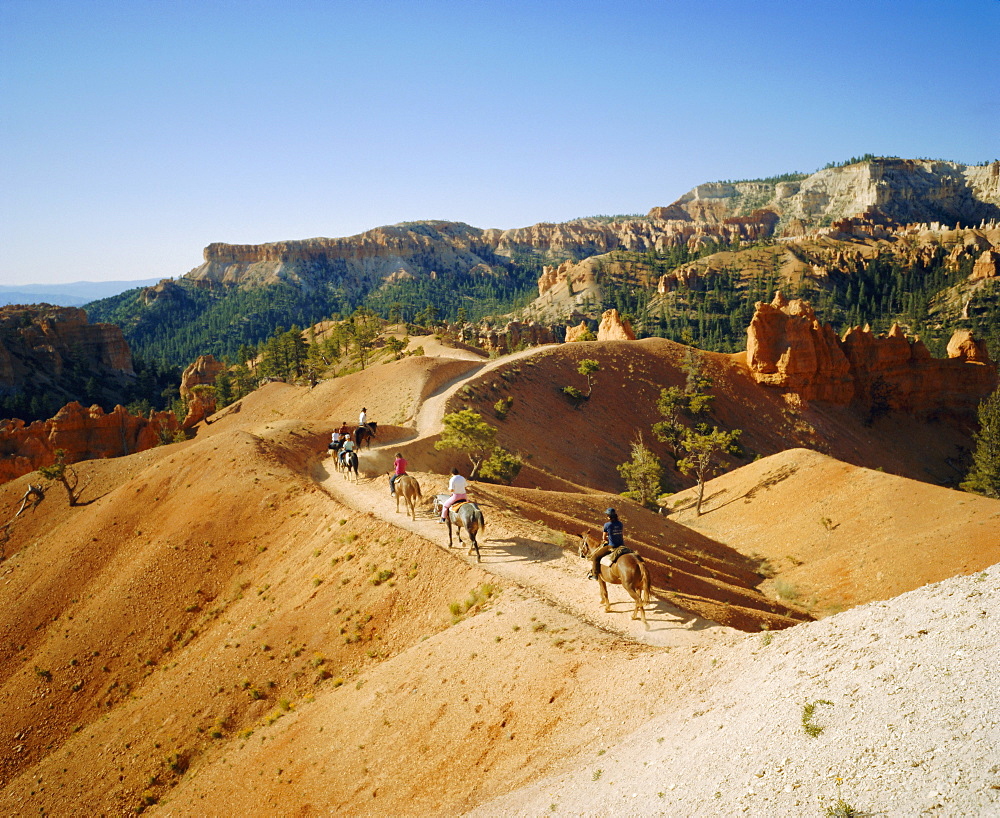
[961,387,1000,498]
[617,436,664,508]
[677,425,742,516]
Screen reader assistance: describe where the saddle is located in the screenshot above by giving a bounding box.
[599,545,634,567]
[449,499,469,513]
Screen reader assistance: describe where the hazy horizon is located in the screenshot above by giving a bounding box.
[2,0,998,286]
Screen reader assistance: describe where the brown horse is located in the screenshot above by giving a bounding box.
[579,531,650,625]
[394,474,422,520]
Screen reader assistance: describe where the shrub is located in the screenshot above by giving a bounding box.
[493,396,513,420]
[478,447,523,484]
[802,699,832,737]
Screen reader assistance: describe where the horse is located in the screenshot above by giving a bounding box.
[355,422,378,450]
[394,474,422,520]
[340,449,359,482]
[433,494,486,562]
[579,530,650,625]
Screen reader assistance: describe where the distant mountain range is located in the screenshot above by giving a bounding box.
[0,278,163,308]
[80,157,1000,366]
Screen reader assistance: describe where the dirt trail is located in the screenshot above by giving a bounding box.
[315,458,735,650]
[411,344,547,437]
[316,345,740,647]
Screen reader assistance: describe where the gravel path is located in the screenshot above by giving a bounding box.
[467,563,1000,817]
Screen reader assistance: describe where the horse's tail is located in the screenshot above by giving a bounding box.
[637,555,651,605]
[475,506,486,533]
[413,478,422,499]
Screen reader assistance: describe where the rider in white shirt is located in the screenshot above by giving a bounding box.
[440,469,468,521]
[359,408,367,427]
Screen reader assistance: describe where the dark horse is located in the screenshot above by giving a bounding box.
[339,449,359,482]
[433,494,486,562]
[579,531,651,626]
[355,422,378,450]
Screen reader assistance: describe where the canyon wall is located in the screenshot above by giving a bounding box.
[657,159,1000,234]
[0,305,133,393]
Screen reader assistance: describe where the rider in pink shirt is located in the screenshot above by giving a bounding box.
[390,453,407,496]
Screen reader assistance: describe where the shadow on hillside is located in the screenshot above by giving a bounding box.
[673,463,801,516]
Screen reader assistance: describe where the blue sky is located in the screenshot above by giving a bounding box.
[2,0,998,285]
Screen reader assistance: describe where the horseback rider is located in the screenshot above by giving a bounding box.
[340,433,355,465]
[329,427,342,453]
[589,508,624,580]
[439,468,468,523]
[359,407,368,429]
[389,452,407,496]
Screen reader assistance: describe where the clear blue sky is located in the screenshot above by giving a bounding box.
[2,0,998,285]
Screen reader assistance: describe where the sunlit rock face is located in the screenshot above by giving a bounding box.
[746,293,997,412]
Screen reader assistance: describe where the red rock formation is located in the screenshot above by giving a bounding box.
[0,305,133,391]
[597,309,636,341]
[946,329,990,363]
[971,250,1000,280]
[564,322,592,342]
[473,321,557,354]
[746,294,997,413]
[180,355,225,400]
[175,355,226,428]
[0,402,180,485]
[745,294,853,403]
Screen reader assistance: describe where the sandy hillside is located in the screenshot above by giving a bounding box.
[667,448,1000,616]
[1,337,997,817]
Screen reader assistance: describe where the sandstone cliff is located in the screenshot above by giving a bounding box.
[465,321,558,355]
[0,305,133,393]
[655,159,1000,235]
[745,293,997,413]
[128,160,999,334]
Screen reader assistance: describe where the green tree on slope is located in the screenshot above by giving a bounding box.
[961,386,1000,498]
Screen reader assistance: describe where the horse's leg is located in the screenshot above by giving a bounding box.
[446,517,453,548]
[623,565,644,621]
[598,575,611,612]
[636,560,650,626]
[468,525,480,561]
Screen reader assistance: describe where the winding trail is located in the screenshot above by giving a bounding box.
[315,346,735,650]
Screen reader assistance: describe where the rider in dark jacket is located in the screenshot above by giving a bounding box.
[589,508,624,580]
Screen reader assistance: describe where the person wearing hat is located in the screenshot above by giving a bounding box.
[588,507,624,580]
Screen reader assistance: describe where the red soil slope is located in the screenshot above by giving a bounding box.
[1,338,994,816]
